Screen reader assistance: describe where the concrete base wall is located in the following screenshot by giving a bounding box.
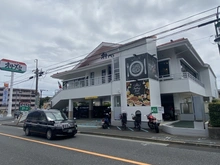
[208,127,220,139]
[161,121,209,137]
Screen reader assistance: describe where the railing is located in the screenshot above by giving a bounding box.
[159,72,204,87]
[62,72,120,90]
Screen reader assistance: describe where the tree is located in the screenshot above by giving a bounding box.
[40,96,51,108]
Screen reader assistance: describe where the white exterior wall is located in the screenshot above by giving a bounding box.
[119,38,161,121]
[52,81,120,105]
[208,68,218,98]
[199,67,218,98]
[200,69,211,96]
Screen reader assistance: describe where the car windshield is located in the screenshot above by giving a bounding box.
[45,111,68,121]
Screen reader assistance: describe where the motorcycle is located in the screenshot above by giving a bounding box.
[146,112,160,133]
[131,112,141,131]
[120,112,127,130]
[102,113,110,129]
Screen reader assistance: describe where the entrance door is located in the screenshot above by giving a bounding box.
[161,94,175,121]
[113,95,121,120]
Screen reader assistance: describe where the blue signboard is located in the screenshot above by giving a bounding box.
[2,88,8,105]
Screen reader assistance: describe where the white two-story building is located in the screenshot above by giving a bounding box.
[50,37,218,123]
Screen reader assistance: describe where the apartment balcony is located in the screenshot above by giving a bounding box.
[159,72,206,95]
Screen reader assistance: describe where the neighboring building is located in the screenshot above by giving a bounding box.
[50,37,218,123]
[0,87,36,112]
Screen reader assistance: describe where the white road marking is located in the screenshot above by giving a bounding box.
[116,126,121,130]
[80,134,169,146]
[78,125,101,128]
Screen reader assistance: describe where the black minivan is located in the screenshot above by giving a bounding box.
[23,109,77,140]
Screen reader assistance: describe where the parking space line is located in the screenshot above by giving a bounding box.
[127,127,134,131]
[141,128,148,132]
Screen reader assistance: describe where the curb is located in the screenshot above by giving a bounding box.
[1,123,220,149]
[78,131,220,149]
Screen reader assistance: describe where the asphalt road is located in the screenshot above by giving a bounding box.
[0,125,219,165]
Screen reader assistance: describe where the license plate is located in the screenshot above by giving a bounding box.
[68,129,73,133]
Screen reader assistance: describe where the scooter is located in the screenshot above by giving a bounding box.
[146,112,160,133]
[120,112,127,130]
[131,113,141,131]
[102,113,110,129]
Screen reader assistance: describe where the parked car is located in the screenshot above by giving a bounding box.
[23,109,77,140]
[14,110,23,119]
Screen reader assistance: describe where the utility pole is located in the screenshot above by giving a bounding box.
[34,59,39,109]
[214,6,220,53]
[30,59,44,110]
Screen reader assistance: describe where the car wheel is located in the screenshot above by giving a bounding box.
[69,133,76,138]
[46,129,54,140]
[25,127,31,136]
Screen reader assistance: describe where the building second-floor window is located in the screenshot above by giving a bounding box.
[113,57,120,80]
[180,60,198,79]
[158,60,170,77]
[102,69,106,84]
[90,72,94,85]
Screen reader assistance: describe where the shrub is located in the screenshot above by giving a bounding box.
[209,102,220,127]
[211,99,220,103]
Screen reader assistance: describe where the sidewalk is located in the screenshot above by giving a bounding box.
[0,117,220,148]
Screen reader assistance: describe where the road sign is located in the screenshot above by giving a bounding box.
[19,102,31,111]
[0,59,27,73]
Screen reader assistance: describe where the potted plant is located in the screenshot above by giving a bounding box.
[208,99,220,139]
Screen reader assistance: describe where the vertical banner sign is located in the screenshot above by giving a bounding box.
[2,87,8,105]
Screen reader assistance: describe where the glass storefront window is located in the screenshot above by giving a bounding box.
[114,95,121,107]
[180,102,193,114]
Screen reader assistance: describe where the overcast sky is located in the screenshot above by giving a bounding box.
[0,0,220,97]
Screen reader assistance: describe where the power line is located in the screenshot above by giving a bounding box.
[43,13,218,75]
[9,6,220,86]
[33,6,219,73]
